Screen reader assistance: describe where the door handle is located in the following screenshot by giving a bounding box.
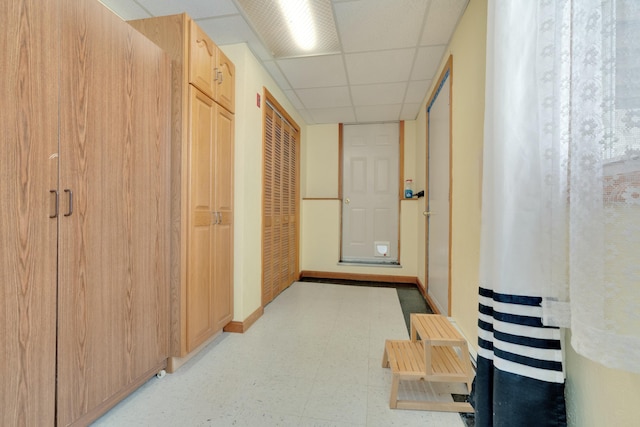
[423,211,432,217]
[49,190,58,218]
[64,189,73,217]
[345,198,350,205]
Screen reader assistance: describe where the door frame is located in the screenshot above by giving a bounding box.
[425,55,453,315]
[338,121,405,264]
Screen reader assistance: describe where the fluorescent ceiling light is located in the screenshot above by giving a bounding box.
[236,0,340,58]
[278,0,316,51]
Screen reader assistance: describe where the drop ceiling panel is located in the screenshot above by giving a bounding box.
[98,0,150,20]
[309,107,356,124]
[411,45,447,80]
[262,61,292,91]
[284,90,305,110]
[334,0,429,52]
[345,49,415,85]
[136,0,239,19]
[296,87,352,109]
[405,80,433,103]
[197,15,259,46]
[277,55,348,89]
[421,0,468,45]
[100,0,469,125]
[355,105,402,123]
[351,83,407,106]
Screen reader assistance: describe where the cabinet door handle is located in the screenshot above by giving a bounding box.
[49,190,58,218]
[214,67,219,81]
[64,189,73,217]
[217,212,222,224]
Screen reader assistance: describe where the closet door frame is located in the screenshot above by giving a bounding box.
[261,88,300,306]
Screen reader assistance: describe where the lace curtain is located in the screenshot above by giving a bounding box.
[481,0,639,384]
[536,0,640,373]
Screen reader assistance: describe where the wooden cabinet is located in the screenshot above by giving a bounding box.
[188,19,235,113]
[215,49,235,114]
[1,0,171,425]
[129,13,235,369]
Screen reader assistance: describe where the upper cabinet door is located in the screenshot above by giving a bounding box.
[1,0,59,425]
[216,48,235,113]
[189,20,215,99]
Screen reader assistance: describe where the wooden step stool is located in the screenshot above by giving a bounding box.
[382,314,474,412]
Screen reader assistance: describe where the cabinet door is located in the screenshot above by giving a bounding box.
[186,86,216,351]
[213,105,234,330]
[215,48,235,113]
[56,0,170,424]
[1,0,59,424]
[189,20,215,100]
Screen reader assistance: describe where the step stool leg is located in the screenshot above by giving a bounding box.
[389,374,400,409]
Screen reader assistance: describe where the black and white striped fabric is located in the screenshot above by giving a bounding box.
[471,287,567,426]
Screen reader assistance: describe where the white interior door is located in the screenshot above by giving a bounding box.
[427,73,451,315]
[342,123,399,263]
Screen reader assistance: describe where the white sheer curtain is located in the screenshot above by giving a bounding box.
[482,0,640,376]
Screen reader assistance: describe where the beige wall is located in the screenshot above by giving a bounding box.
[218,43,306,322]
[565,331,640,426]
[299,122,419,278]
[415,0,486,346]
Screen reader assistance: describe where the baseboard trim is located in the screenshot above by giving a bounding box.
[223,306,264,334]
[299,270,418,285]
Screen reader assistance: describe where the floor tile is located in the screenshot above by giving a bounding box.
[92,282,471,426]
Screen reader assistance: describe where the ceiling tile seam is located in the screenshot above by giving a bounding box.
[329,1,355,121]
[340,52,356,123]
[132,0,153,19]
[400,0,434,107]
[193,13,244,22]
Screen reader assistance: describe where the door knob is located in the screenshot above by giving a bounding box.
[345,198,350,204]
[423,211,432,217]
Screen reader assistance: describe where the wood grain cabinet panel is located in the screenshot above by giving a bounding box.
[1,0,59,424]
[189,20,216,100]
[129,13,235,369]
[213,105,235,330]
[2,0,171,425]
[215,49,235,114]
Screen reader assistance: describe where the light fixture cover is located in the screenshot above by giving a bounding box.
[236,0,340,58]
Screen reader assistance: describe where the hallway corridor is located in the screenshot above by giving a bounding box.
[94,282,467,426]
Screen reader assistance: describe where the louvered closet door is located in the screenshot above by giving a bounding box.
[262,102,299,306]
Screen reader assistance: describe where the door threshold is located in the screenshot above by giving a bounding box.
[338,261,401,268]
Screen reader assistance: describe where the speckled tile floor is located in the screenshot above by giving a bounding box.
[92,282,467,426]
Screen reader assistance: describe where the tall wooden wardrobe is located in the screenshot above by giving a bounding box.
[1,0,171,425]
[129,13,235,370]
